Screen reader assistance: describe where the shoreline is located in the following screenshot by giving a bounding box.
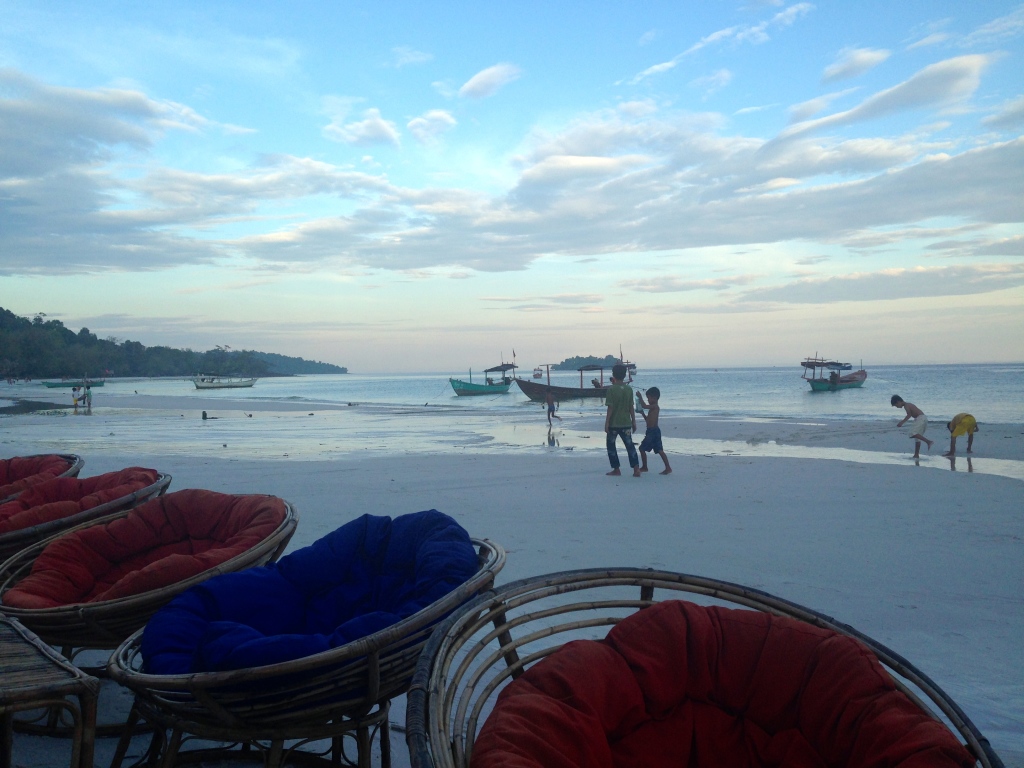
[4,395,1023,766]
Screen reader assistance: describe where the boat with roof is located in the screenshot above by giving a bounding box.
[800,356,867,391]
[449,363,517,396]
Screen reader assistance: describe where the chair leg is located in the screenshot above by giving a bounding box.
[78,691,97,768]
[158,729,182,768]
[1,711,14,768]
[356,724,371,768]
[379,718,391,768]
[266,739,285,768]
[109,701,143,768]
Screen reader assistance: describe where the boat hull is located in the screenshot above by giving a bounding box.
[193,378,257,389]
[43,380,104,388]
[807,370,867,391]
[449,378,512,396]
[515,377,608,402]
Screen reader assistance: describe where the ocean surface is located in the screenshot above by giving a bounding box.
[8,363,1019,423]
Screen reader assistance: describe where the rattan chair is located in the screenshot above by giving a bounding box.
[107,538,505,768]
[0,469,171,562]
[406,568,1004,768]
[0,454,84,504]
[0,492,298,651]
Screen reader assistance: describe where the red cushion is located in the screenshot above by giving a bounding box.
[0,468,159,535]
[471,600,975,768]
[3,489,287,609]
[0,455,74,499]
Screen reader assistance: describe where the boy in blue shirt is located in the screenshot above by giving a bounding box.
[604,363,640,477]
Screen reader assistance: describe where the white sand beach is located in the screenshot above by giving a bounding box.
[3,395,1022,767]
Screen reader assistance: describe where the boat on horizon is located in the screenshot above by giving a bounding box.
[800,356,867,391]
[449,363,517,396]
[43,378,105,388]
[619,345,637,377]
[192,374,258,389]
[515,363,612,402]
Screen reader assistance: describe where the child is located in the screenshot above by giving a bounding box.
[545,388,561,425]
[891,395,933,458]
[944,413,979,456]
[636,387,672,474]
[604,363,640,477]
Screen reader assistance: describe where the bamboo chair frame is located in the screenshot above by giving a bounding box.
[405,568,1005,768]
[0,472,172,562]
[0,497,299,650]
[0,614,99,768]
[107,538,506,768]
[0,454,84,504]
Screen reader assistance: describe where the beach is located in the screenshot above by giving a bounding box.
[2,389,1023,767]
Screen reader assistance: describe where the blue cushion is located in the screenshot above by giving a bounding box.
[141,510,479,674]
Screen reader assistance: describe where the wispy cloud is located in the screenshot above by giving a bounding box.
[391,46,432,67]
[323,107,400,147]
[407,109,457,144]
[690,69,733,96]
[822,48,890,83]
[961,5,1024,47]
[622,275,757,293]
[983,96,1024,130]
[907,32,950,50]
[459,63,522,99]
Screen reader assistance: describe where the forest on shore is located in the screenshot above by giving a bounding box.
[0,308,347,378]
[553,354,630,370]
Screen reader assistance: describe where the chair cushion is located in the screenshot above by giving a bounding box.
[0,455,75,500]
[141,509,478,674]
[471,600,975,768]
[2,489,287,609]
[0,467,159,535]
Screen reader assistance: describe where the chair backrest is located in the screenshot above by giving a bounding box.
[405,568,1002,768]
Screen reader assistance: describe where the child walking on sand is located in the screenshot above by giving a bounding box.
[636,387,671,474]
[545,388,561,426]
[891,395,933,458]
[604,363,640,477]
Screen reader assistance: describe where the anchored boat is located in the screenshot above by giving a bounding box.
[192,374,257,389]
[801,356,867,391]
[449,363,517,396]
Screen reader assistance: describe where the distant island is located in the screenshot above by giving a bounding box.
[552,355,624,370]
[0,306,347,378]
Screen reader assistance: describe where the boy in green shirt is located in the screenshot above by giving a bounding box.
[604,363,640,477]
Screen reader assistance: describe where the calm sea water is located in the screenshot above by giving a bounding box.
[10,363,1020,424]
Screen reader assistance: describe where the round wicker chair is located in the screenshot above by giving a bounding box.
[107,537,505,768]
[0,490,299,651]
[0,453,84,504]
[0,468,171,562]
[405,568,1004,768]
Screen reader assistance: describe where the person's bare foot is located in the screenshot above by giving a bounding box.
[607,468,621,476]
[632,468,642,478]
[660,468,672,475]
[640,466,649,472]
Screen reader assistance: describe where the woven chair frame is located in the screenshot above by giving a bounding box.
[0,497,299,649]
[405,568,1004,768]
[0,472,171,562]
[0,454,84,505]
[106,538,505,767]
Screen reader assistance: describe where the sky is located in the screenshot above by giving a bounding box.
[1,1,1023,373]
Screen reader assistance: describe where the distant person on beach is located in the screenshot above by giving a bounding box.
[84,385,92,412]
[891,395,933,458]
[944,413,979,456]
[545,388,561,425]
[604,363,640,477]
[71,386,79,411]
[636,387,671,475]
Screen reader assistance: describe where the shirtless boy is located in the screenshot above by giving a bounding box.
[635,387,672,474]
[891,395,933,458]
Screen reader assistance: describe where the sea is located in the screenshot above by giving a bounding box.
[9,363,1017,422]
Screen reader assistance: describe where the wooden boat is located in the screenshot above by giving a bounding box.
[449,363,516,396]
[532,367,543,379]
[619,345,637,377]
[515,364,611,402]
[801,356,867,391]
[192,374,257,389]
[43,379,104,388]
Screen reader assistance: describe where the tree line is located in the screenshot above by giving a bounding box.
[0,307,346,379]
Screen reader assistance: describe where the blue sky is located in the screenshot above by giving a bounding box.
[2,1,1022,372]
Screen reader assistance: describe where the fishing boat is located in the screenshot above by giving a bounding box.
[43,378,105,388]
[192,374,258,389]
[532,367,543,379]
[515,364,611,402]
[619,345,637,377]
[449,363,517,396]
[801,356,867,391]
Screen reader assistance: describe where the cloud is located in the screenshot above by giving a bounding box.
[392,46,433,67]
[690,69,733,95]
[926,234,1024,257]
[638,30,658,46]
[323,108,400,147]
[407,110,457,144]
[739,264,1024,304]
[795,255,830,265]
[961,5,1024,47]
[628,3,813,84]
[907,32,950,50]
[787,89,856,122]
[622,275,757,293]
[822,48,890,83]
[783,55,989,137]
[983,96,1024,130]
[459,63,522,99]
